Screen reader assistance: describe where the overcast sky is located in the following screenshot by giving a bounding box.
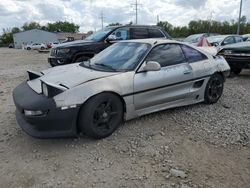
[0,0,249,33]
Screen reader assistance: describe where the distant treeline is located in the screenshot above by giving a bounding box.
[1,17,250,45]
[1,21,80,44]
[157,16,250,38]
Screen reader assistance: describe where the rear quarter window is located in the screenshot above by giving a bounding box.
[130,28,149,39]
[181,45,208,63]
[148,29,165,38]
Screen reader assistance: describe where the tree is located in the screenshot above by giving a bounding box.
[108,23,122,27]
[46,21,79,33]
[11,27,20,33]
[22,22,41,31]
[157,21,173,35]
[1,32,13,44]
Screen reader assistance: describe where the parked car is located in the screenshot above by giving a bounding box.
[25,43,47,50]
[47,42,60,49]
[13,39,230,139]
[183,33,219,45]
[242,34,250,41]
[8,43,14,48]
[207,35,243,50]
[48,25,171,66]
[217,41,250,75]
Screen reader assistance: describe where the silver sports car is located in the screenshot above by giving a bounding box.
[13,39,230,139]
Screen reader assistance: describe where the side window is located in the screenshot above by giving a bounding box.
[148,29,165,38]
[181,45,208,63]
[235,36,243,43]
[146,44,186,67]
[109,28,129,40]
[130,28,149,39]
[223,37,235,45]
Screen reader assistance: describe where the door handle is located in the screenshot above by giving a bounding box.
[183,70,192,74]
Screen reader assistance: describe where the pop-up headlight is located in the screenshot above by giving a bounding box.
[41,81,67,98]
[27,70,43,80]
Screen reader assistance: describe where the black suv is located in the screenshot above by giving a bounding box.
[48,25,170,66]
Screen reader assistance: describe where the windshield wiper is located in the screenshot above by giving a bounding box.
[94,63,116,71]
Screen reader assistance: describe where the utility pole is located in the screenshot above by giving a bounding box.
[237,0,243,34]
[131,0,142,24]
[157,15,160,24]
[100,11,104,29]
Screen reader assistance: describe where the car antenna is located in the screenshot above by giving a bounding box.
[154,41,158,44]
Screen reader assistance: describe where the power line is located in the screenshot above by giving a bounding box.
[131,0,142,24]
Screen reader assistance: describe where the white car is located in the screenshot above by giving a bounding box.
[207,35,244,51]
[25,43,46,50]
[13,39,230,139]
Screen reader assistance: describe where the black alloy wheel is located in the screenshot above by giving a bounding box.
[78,93,123,139]
[204,74,224,104]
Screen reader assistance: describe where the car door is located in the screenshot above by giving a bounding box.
[180,44,211,98]
[133,43,194,111]
[221,36,235,46]
[99,27,130,52]
[234,36,243,44]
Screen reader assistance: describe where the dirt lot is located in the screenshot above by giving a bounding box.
[0,48,249,188]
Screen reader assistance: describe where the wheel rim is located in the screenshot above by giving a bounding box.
[208,77,223,101]
[93,100,118,132]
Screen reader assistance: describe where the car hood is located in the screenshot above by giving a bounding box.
[221,41,250,49]
[56,40,95,48]
[27,63,119,94]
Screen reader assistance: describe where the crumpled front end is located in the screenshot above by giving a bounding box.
[13,81,80,138]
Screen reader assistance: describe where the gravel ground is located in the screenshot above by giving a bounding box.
[0,48,249,188]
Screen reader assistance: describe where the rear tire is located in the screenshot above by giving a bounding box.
[41,47,45,50]
[78,93,124,139]
[204,74,224,104]
[27,47,31,50]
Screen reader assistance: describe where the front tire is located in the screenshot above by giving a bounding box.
[204,74,224,104]
[78,93,124,139]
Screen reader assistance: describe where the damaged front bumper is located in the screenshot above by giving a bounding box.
[13,81,80,138]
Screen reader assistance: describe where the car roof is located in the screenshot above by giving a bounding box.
[118,38,213,58]
[119,38,173,45]
[107,25,164,29]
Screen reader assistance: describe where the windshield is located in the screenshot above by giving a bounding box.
[80,42,150,71]
[184,34,203,43]
[86,28,113,41]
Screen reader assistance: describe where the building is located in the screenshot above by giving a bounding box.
[57,32,88,42]
[13,29,58,49]
[13,29,88,49]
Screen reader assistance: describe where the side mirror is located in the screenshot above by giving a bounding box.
[105,35,117,43]
[142,61,161,72]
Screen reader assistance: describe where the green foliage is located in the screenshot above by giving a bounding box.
[158,16,250,38]
[1,32,13,44]
[11,27,21,33]
[108,23,122,27]
[46,21,79,32]
[22,22,41,31]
